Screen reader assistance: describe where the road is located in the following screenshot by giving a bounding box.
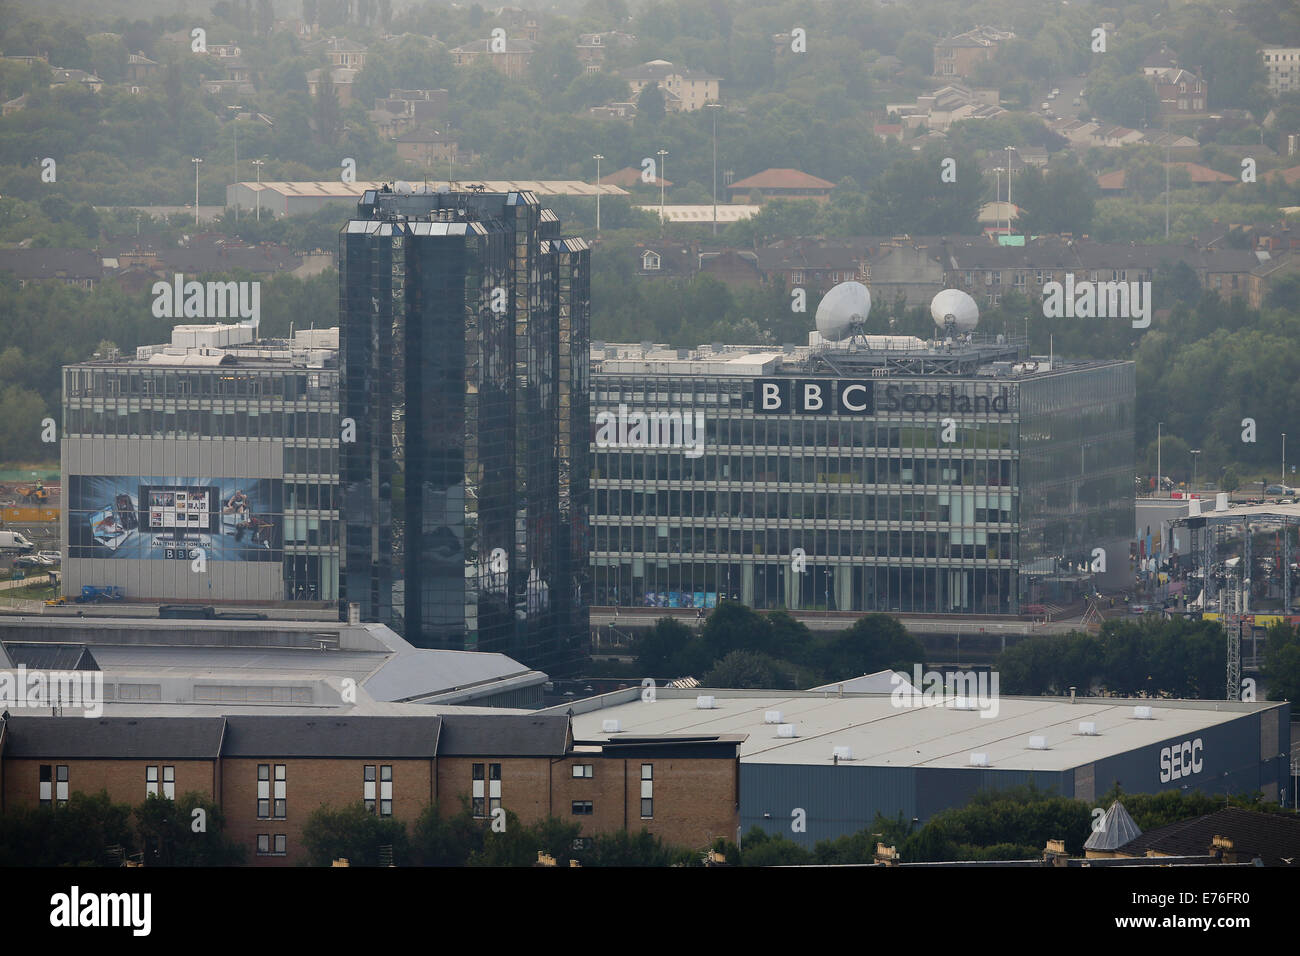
[588,605,1089,636]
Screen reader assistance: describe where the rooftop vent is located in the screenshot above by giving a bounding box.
[601,719,622,734]
[1133,706,1154,720]
[1078,721,1098,736]
[1028,736,1049,750]
[763,710,783,724]
[696,695,716,709]
[777,723,797,738]
[970,752,990,767]
[832,745,853,762]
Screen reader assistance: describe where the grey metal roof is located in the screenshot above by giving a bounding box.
[437,714,570,756]
[1,643,99,671]
[1,716,225,759]
[221,715,441,757]
[1084,800,1143,850]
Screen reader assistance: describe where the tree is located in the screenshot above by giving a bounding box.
[703,649,796,689]
[411,801,484,866]
[635,81,665,128]
[815,613,923,680]
[699,600,773,662]
[300,802,410,866]
[134,792,245,865]
[1263,623,1300,702]
[0,790,134,867]
[738,827,812,866]
[633,617,696,675]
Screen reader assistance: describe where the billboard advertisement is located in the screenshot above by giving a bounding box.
[67,476,282,561]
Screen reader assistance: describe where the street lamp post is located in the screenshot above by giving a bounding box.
[1006,145,1013,234]
[657,148,668,227]
[1157,421,1163,497]
[251,159,264,222]
[592,153,603,235]
[1191,449,1200,494]
[191,158,203,226]
[994,167,1003,236]
[708,104,721,237]
[1284,433,1288,487]
[230,106,242,222]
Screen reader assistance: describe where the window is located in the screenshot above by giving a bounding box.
[147,765,159,797]
[258,764,286,819]
[641,250,661,271]
[571,801,594,815]
[380,765,393,816]
[641,763,653,819]
[256,834,287,857]
[489,763,502,813]
[364,765,376,812]
[472,763,485,817]
[572,764,594,778]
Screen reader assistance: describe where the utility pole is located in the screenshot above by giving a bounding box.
[593,153,603,235]
[708,104,721,237]
[1157,421,1163,497]
[657,148,668,228]
[192,157,203,226]
[251,159,264,222]
[230,106,242,222]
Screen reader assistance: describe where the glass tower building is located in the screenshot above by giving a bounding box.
[339,187,589,671]
[589,340,1133,614]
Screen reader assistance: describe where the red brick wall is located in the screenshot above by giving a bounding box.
[3,758,215,811]
[221,757,435,866]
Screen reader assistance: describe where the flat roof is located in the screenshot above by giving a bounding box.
[234,180,629,198]
[555,689,1279,771]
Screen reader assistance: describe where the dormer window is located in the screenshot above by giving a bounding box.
[642,250,661,271]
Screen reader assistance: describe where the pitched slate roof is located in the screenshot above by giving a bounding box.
[0,717,226,759]
[0,248,102,281]
[1114,808,1300,866]
[728,168,836,192]
[221,715,441,758]
[436,714,570,756]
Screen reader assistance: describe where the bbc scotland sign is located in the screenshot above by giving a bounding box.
[754,380,1012,416]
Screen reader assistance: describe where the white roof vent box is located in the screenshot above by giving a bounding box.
[832,745,853,762]
[1133,706,1154,720]
[1077,721,1099,736]
[970,752,990,767]
[776,723,797,738]
[1027,736,1049,750]
[764,710,783,724]
[601,719,622,734]
[696,695,717,709]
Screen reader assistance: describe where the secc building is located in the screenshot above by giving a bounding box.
[589,285,1134,614]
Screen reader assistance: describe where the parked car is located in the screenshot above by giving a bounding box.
[1040,102,1051,111]
[13,554,52,568]
[36,550,61,565]
[1265,484,1296,496]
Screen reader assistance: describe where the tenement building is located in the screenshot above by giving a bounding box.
[589,336,1133,614]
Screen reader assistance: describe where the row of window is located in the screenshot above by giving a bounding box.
[593,454,1017,486]
[595,488,1016,521]
[65,368,338,401]
[570,763,654,818]
[64,406,340,440]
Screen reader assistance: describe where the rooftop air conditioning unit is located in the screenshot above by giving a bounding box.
[1028,736,1049,750]
[696,695,716,709]
[764,710,783,724]
[832,745,853,762]
[601,719,622,733]
[777,724,797,738]
[1078,721,1098,735]
[1133,706,1154,720]
[970,752,990,767]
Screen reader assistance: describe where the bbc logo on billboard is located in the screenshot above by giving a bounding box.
[754,379,874,416]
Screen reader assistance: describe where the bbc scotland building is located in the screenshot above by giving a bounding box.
[339,185,590,671]
[589,332,1134,614]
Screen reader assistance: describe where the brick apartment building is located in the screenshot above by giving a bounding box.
[0,714,742,865]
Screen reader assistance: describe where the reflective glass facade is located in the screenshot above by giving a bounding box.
[340,190,589,671]
[590,361,1133,614]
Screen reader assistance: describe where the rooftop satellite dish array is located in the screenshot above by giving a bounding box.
[814,281,979,345]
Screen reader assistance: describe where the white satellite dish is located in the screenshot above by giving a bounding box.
[930,288,979,334]
[394,180,413,194]
[815,281,872,342]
